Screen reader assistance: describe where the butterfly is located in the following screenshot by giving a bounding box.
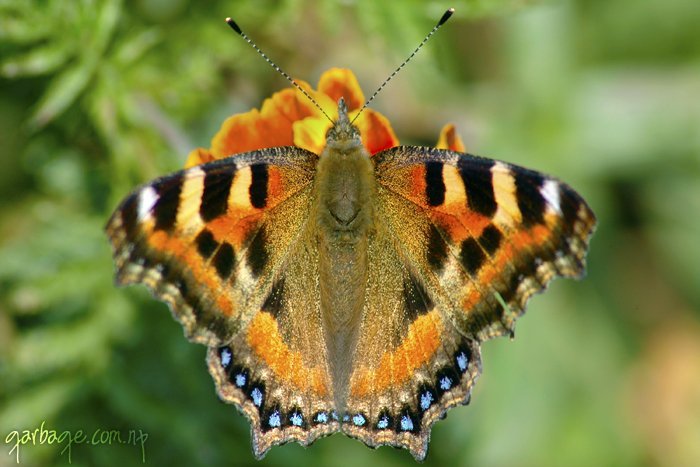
[105,12,595,462]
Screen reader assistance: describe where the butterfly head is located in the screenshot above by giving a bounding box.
[325,98,362,152]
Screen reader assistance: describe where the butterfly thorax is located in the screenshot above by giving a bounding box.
[313,98,376,412]
[315,98,374,240]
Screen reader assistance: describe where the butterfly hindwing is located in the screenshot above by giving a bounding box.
[342,224,482,459]
[207,232,339,459]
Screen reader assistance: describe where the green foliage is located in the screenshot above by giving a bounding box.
[2,0,699,466]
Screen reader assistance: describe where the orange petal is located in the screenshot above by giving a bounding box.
[292,79,337,121]
[293,117,331,154]
[259,87,314,128]
[436,123,466,152]
[186,68,401,165]
[185,148,215,168]
[318,68,365,111]
[209,85,322,159]
[210,108,285,158]
[352,108,399,155]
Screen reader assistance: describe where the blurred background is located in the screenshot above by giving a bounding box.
[1,0,699,466]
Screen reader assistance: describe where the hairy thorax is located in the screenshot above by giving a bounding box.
[316,141,375,241]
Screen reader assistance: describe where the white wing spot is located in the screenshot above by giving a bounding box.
[541,179,562,214]
[137,186,159,220]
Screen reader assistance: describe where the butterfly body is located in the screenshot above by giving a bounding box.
[107,88,595,461]
[314,99,375,413]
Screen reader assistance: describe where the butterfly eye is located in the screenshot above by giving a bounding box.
[325,126,338,141]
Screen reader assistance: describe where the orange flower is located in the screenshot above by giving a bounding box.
[185,68,465,167]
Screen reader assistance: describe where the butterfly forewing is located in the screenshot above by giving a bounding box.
[373,146,595,340]
[105,147,318,346]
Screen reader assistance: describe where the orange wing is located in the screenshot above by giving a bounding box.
[105,148,317,345]
[373,146,596,340]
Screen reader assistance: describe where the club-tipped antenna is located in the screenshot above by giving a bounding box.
[225,17,334,124]
[351,8,455,124]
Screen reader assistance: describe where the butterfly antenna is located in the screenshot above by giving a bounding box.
[352,8,455,124]
[225,17,334,124]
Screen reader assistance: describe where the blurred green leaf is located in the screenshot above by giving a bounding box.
[28,62,95,129]
[0,41,71,78]
[22,0,121,129]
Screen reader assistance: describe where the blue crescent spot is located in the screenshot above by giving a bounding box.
[400,415,414,432]
[251,388,263,407]
[440,376,452,391]
[420,391,434,410]
[220,349,232,368]
[456,352,468,372]
[290,412,303,427]
[268,410,281,428]
[315,412,328,424]
[377,416,389,430]
[234,373,246,387]
[352,414,366,426]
